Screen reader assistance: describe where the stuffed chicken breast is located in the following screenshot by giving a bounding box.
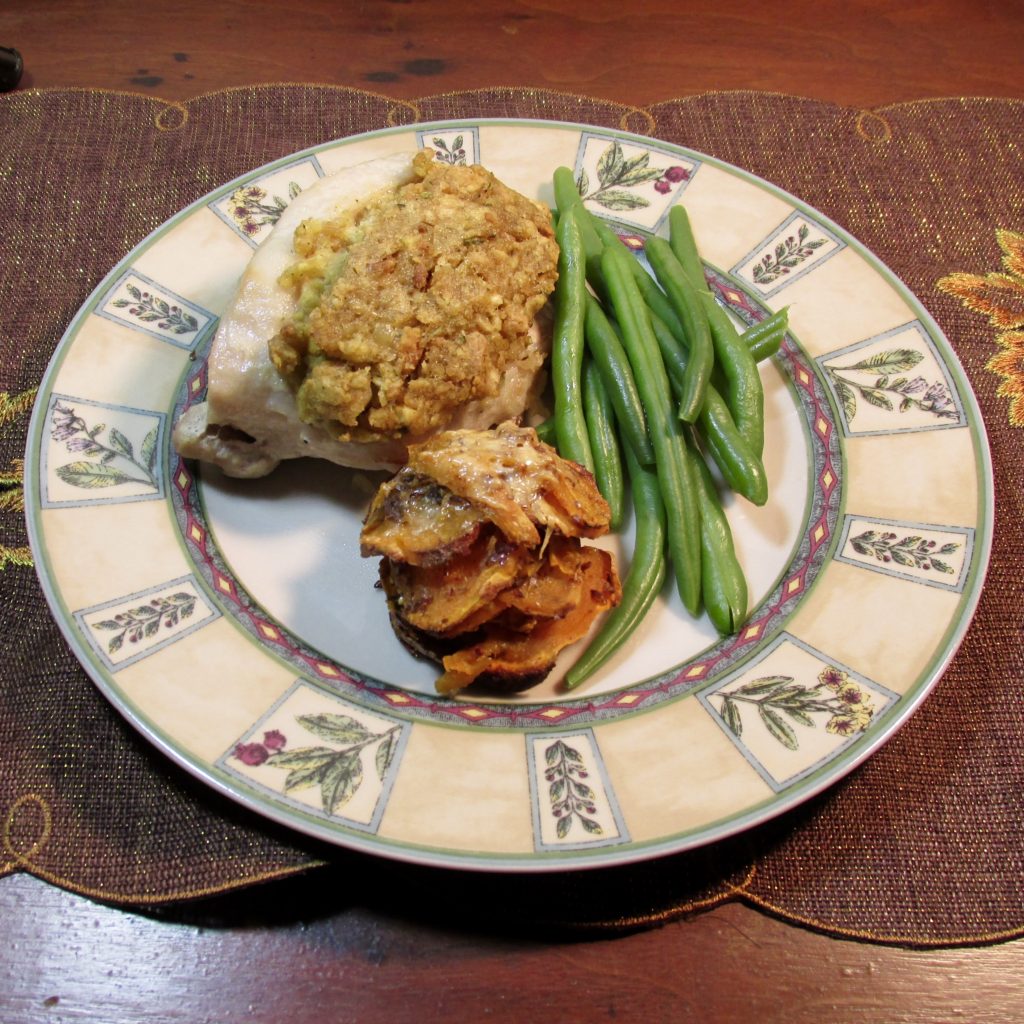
[174,150,559,477]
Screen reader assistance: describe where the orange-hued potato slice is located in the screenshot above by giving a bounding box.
[360,423,621,695]
[360,467,486,567]
[406,422,612,547]
[435,545,620,694]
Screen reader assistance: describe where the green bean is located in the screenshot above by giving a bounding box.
[551,209,594,473]
[702,296,764,454]
[583,295,655,466]
[741,306,789,363]
[565,442,666,689]
[552,166,603,260]
[666,204,707,291]
[601,244,702,615]
[649,310,767,506]
[583,213,691,344]
[645,236,714,423]
[690,431,748,634]
[668,205,765,456]
[582,358,625,531]
[592,203,784,367]
[533,417,557,446]
[699,388,768,507]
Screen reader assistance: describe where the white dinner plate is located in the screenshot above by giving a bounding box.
[25,120,992,871]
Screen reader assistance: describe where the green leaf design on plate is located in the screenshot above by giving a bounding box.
[141,426,158,474]
[594,189,652,211]
[112,287,199,334]
[237,715,402,818]
[543,739,603,840]
[751,226,828,284]
[49,402,158,491]
[736,675,793,695]
[91,591,198,654]
[849,530,960,574]
[825,348,957,425]
[55,462,140,488]
[108,427,134,460]
[375,730,398,781]
[577,139,675,213]
[716,668,878,751]
[298,713,376,745]
[759,704,798,750]
[720,696,742,738]
[845,349,923,374]
[319,750,363,815]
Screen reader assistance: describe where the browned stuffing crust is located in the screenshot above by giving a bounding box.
[270,151,559,442]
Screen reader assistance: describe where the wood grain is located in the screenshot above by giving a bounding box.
[3,2,1024,1020]
[4,0,1024,109]
[2,871,1024,1024]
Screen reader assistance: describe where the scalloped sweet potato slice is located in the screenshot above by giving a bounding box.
[442,535,589,636]
[435,545,620,694]
[383,530,536,635]
[407,421,611,547]
[361,423,620,695]
[360,467,487,566]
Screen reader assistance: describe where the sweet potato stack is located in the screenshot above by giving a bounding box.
[360,422,621,694]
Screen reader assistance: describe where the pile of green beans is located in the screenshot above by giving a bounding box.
[547,168,789,688]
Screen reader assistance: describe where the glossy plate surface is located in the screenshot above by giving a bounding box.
[25,120,992,871]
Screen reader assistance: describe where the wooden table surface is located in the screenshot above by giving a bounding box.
[3,1,1024,1021]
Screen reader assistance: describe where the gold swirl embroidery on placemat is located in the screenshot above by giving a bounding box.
[548,864,755,934]
[385,97,421,127]
[155,101,189,132]
[691,863,1024,947]
[0,388,35,570]
[938,229,1024,426]
[619,106,656,136]
[855,109,893,143]
[2,793,52,867]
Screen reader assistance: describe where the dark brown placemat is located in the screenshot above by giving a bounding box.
[1,85,1021,946]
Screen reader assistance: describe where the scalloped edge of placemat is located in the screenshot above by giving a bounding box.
[3,84,1023,948]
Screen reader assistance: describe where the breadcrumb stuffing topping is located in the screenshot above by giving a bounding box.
[269,151,559,441]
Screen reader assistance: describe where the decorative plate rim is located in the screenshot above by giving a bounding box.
[24,117,994,872]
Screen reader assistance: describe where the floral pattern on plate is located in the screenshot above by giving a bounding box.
[74,574,218,672]
[221,681,409,831]
[23,120,991,870]
[164,276,842,724]
[42,395,166,507]
[526,729,628,851]
[209,156,325,246]
[819,321,966,435]
[699,634,899,791]
[95,269,216,350]
[836,515,973,591]
[416,126,479,166]
[573,132,699,231]
[731,211,844,297]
